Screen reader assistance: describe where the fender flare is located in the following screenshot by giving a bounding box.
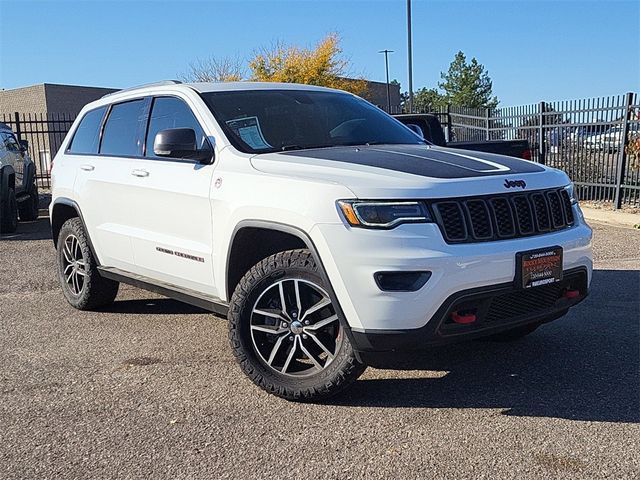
[50,197,100,264]
[22,161,37,195]
[225,219,358,348]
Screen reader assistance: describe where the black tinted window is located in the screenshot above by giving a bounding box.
[145,97,207,157]
[202,90,423,154]
[1,132,21,152]
[68,107,106,154]
[100,100,147,156]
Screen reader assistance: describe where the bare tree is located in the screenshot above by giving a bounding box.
[181,56,245,82]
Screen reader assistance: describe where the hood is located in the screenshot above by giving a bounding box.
[250,144,570,198]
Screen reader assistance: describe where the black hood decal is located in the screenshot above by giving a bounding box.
[277,144,544,179]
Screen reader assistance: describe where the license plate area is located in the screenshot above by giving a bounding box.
[516,246,563,289]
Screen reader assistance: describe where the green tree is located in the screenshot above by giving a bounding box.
[413,87,446,111]
[438,51,498,108]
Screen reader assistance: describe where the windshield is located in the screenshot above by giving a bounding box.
[201,89,425,154]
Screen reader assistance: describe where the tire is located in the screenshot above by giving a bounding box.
[56,217,119,310]
[0,187,18,233]
[481,322,540,342]
[18,185,39,221]
[228,249,366,402]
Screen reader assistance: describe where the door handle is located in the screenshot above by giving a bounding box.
[131,169,149,177]
[80,164,95,171]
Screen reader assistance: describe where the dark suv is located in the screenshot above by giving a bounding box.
[0,122,39,233]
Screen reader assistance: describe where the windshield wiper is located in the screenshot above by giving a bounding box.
[280,144,334,151]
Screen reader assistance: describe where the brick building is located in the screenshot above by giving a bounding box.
[0,83,117,173]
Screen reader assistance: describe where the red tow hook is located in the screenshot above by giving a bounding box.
[563,289,581,300]
[451,310,477,324]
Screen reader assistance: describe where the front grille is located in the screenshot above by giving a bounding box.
[431,188,574,244]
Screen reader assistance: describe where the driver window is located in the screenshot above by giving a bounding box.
[145,97,208,158]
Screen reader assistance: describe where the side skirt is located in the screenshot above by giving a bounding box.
[97,266,229,317]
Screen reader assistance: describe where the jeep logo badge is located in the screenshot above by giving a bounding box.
[504,179,526,189]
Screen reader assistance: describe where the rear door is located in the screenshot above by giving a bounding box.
[126,96,217,295]
[73,100,149,270]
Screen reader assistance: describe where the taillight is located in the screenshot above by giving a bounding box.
[521,149,532,160]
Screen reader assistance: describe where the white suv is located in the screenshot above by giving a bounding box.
[50,81,593,401]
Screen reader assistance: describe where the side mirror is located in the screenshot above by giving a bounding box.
[153,128,213,164]
[406,123,425,139]
[19,139,29,152]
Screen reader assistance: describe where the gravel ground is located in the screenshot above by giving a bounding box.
[0,218,638,479]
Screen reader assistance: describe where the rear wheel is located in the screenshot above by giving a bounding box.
[56,217,119,310]
[0,188,18,233]
[228,249,366,401]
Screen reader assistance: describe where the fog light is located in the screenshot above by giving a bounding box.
[374,271,431,292]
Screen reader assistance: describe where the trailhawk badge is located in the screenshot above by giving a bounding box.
[504,179,527,189]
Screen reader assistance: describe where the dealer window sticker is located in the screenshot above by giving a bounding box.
[226,116,272,150]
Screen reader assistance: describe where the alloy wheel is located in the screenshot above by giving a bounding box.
[61,234,86,295]
[250,278,343,377]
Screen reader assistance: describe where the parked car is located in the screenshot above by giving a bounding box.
[50,81,593,401]
[0,122,39,233]
[393,113,532,159]
[584,124,639,153]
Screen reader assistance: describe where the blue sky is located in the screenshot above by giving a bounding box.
[1,0,638,106]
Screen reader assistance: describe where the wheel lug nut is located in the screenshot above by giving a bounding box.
[282,322,288,328]
[289,336,294,341]
[304,320,310,325]
[302,334,308,339]
[292,311,297,318]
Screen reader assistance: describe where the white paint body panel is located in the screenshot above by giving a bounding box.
[51,82,593,334]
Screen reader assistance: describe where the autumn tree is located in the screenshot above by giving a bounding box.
[248,34,367,96]
[439,51,498,108]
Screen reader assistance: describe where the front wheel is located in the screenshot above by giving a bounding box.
[228,249,366,401]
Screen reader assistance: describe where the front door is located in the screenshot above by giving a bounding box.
[126,96,217,296]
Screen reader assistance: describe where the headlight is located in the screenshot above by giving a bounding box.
[564,183,578,205]
[338,200,432,229]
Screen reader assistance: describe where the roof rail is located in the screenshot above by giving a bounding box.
[102,80,182,98]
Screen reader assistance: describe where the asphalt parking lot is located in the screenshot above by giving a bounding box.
[1,217,638,479]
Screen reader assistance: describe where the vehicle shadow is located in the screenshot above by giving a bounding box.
[333,269,639,423]
[99,297,208,315]
[0,217,51,241]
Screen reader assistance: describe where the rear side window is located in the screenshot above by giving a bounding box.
[2,131,21,152]
[145,97,207,157]
[68,107,106,154]
[100,99,147,156]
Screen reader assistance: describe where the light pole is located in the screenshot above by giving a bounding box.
[407,0,414,113]
[378,49,394,112]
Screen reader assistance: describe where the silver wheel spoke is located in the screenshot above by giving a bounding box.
[278,281,288,315]
[253,308,287,321]
[304,314,338,331]
[281,336,298,374]
[300,297,331,321]
[267,334,288,366]
[63,264,74,276]
[251,324,288,335]
[299,340,323,370]
[294,280,302,313]
[306,332,335,360]
[63,243,73,263]
[72,272,80,294]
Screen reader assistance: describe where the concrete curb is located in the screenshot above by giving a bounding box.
[581,206,640,229]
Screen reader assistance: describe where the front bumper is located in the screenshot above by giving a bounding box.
[350,266,588,352]
[311,206,593,334]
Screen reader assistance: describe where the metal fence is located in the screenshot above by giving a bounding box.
[3,91,639,207]
[391,92,640,208]
[1,112,76,189]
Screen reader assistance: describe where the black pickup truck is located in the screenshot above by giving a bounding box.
[394,113,532,160]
